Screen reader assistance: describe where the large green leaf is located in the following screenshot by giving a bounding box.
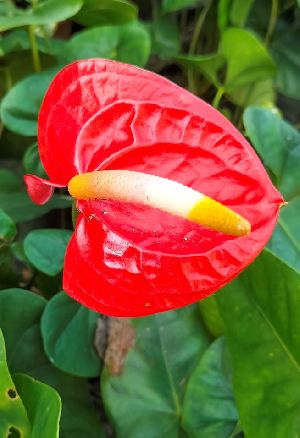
[102,305,209,436]
[176,53,225,87]
[74,0,137,27]
[60,22,150,67]
[0,289,104,438]
[182,337,238,437]
[0,209,16,242]
[227,79,275,107]
[220,28,276,90]
[41,292,101,377]
[0,329,31,438]
[1,69,57,136]
[24,229,72,276]
[0,0,83,31]
[14,374,61,438]
[244,107,300,272]
[271,30,300,101]
[217,250,300,437]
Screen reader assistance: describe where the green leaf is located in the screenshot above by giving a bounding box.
[176,53,225,87]
[217,250,300,437]
[199,295,225,337]
[41,292,100,377]
[220,28,276,90]
[60,22,150,67]
[182,337,238,437]
[0,170,22,193]
[13,374,61,438]
[244,107,300,272]
[0,209,17,242]
[0,0,83,31]
[23,143,47,178]
[0,329,31,438]
[229,0,254,27]
[0,191,72,223]
[102,305,209,436]
[0,289,104,438]
[217,0,232,32]
[74,0,137,27]
[148,16,180,58]
[24,229,72,276]
[162,0,202,13]
[1,69,57,136]
[271,30,300,101]
[227,78,275,107]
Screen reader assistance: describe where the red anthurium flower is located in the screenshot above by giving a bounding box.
[24,59,283,317]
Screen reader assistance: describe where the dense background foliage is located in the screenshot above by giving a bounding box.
[0,0,300,436]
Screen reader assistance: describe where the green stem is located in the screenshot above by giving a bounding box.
[265,0,278,46]
[187,0,213,94]
[28,25,41,72]
[212,87,224,109]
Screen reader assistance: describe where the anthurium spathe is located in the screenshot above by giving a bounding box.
[24,59,283,317]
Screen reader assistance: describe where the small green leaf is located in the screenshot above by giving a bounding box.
[0,288,104,438]
[1,69,57,136]
[162,0,202,13]
[0,209,17,242]
[74,0,137,27]
[229,0,254,27]
[102,305,209,436]
[0,0,83,31]
[244,107,300,272]
[14,374,61,438]
[148,16,180,58]
[220,28,276,90]
[41,292,101,377]
[176,53,225,87]
[182,337,238,437]
[24,229,72,276]
[217,250,300,437]
[23,143,47,178]
[0,329,31,438]
[199,294,225,337]
[60,22,150,67]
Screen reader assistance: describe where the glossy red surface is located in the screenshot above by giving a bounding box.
[25,59,283,316]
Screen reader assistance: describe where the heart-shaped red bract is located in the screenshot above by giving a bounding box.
[25,59,283,317]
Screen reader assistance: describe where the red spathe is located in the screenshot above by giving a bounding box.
[25,59,283,316]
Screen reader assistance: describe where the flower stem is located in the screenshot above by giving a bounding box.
[265,0,278,46]
[187,0,213,94]
[212,87,224,109]
[28,25,41,72]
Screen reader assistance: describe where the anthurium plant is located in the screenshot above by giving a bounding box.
[1,1,300,437]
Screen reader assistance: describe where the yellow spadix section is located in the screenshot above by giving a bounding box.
[68,170,251,237]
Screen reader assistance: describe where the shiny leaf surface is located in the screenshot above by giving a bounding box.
[74,0,137,27]
[217,250,300,437]
[13,374,61,438]
[244,107,300,272]
[24,229,72,276]
[41,292,101,377]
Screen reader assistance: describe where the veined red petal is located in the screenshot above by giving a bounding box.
[38,59,250,184]
[24,175,65,205]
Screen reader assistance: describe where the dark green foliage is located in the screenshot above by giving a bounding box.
[0,0,299,436]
